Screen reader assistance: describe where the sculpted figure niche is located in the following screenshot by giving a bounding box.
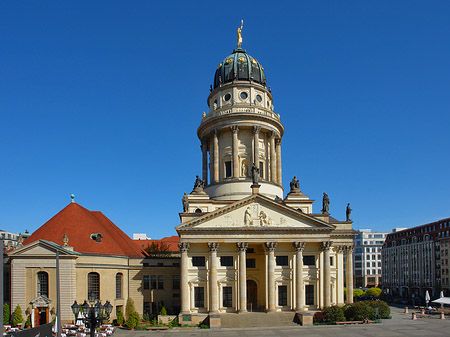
[244,207,252,226]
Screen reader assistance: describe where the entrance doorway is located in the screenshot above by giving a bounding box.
[35,307,48,326]
[247,280,257,311]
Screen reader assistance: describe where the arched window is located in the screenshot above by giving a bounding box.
[37,271,48,297]
[88,272,100,300]
[116,273,123,299]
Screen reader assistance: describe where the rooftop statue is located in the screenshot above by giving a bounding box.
[182,192,189,212]
[322,192,330,214]
[346,203,352,221]
[251,163,259,185]
[289,176,300,193]
[192,175,205,193]
[237,20,244,48]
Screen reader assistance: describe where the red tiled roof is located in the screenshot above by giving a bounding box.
[133,235,180,252]
[23,202,144,257]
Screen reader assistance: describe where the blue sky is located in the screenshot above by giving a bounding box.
[1,1,449,239]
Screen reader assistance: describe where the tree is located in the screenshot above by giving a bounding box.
[125,298,136,321]
[143,242,172,257]
[3,303,10,325]
[13,305,23,326]
[116,310,124,325]
[364,287,382,297]
[159,305,167,316]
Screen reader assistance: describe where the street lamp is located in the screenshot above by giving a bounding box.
[71,298,113,337]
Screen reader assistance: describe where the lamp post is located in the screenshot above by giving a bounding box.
[71,295,113,337]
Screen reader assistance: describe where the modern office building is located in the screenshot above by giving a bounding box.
[353,229,390,288]
[382,217,450,298]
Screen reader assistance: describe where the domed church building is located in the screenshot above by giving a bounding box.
[176,26,356,320]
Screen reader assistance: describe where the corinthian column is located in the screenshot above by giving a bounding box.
[293,242,306,312]
[269,132,276,183]
[275,138,282,185]
[265,242,277,312]
[208,242,219,313]
[321,241,332,308]
[346,246,354,304]
[253,126,261,171]
[178,242,190,314]
[201,140,208,184]
[237,242,248,312]
[212,130,219,183]
[231,126,239,178]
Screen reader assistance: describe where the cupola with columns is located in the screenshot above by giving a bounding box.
[198,39,284,201]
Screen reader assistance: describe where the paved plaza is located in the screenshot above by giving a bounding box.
[114,306,450,337]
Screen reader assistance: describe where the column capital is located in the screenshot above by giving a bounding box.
[252,126,261,134]
[275,138,282,145]
[178,242,190,252]
[264,241,277,252]
[211,129,219,137]
[208,242,219,252]
[293,241,306,252]
[236,242,248,251]
[269,130,277,139]
[320,241,333,251]
[231,125,239,134]
[345,245,354,253]
[337,245,347,253]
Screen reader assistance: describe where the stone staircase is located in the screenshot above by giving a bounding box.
[220,312,299,328]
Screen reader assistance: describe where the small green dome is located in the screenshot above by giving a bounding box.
[214,48,266,89]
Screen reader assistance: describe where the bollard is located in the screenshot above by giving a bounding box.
[404,307,409,314]
[412,312,417,320]
[440,312,445,320]
[421,308,425,315]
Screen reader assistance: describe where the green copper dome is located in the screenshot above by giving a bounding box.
[214,48,266,89]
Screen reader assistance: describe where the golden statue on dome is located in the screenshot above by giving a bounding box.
[237,20,244,48]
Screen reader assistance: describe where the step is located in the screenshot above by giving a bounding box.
[220,312,298,328]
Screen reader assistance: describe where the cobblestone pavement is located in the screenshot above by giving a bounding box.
[115,306,450,337]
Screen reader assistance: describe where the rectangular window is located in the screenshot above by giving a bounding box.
[303,255,315,266]
[220,256,233,267]
[194,287,205,308]
[276,256,289,266]
[143,302,150,315]
[158,275,164,289]
[366,254,370,260]
[367,262,370,268]
[278,285,287,306]
[37,272,49,297]
[223,286,232,307]
[247,248,255,253]
[116,273,123,299]
[225,161,232,178]
[259,162,264,179]
[151,275,157,289]
[305,285,314,305]
[330,257,334,266]
[173,275,180,290]
[355,262,362,268]
[116,305,123,316]
[192,256,205,267]
[246,258,256,268]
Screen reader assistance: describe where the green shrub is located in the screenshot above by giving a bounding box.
[116,310,124,325]
[13,305,23,326]
[322,306,345,323]
[126,315,137,329]
[168,318,180,328]
[159,305,167,316]
[142,313,150,322]
[25,315,31,327]
[4,303,10,325]
[353,289,364,298]
[344,302,376,321]
[367,300,390,318]
[125,298,136,321]
[364,287,382,297]
[131,312,140,325]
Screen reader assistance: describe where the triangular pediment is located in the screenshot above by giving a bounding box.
[8,240,81,257]
[189,276,207,284]
[177,194,334,231]
[219,276,235,283]
[30,295,52,307]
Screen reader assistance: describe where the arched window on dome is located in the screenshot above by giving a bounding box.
[37,271,49,297]
[116,273,123,299]
[88,272,100,300]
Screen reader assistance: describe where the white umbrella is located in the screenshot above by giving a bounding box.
[76,312,84,326]
[432,297,450,305]
[440,291,445,308]
[425,290,430,306]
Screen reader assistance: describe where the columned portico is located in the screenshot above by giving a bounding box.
[265,242,277,312]
[208,242,219,313]
[293,241,305,312]
[345,245,354,304]
[321,241,332,308]
[178,242,190,314]
[237,242,248,312]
